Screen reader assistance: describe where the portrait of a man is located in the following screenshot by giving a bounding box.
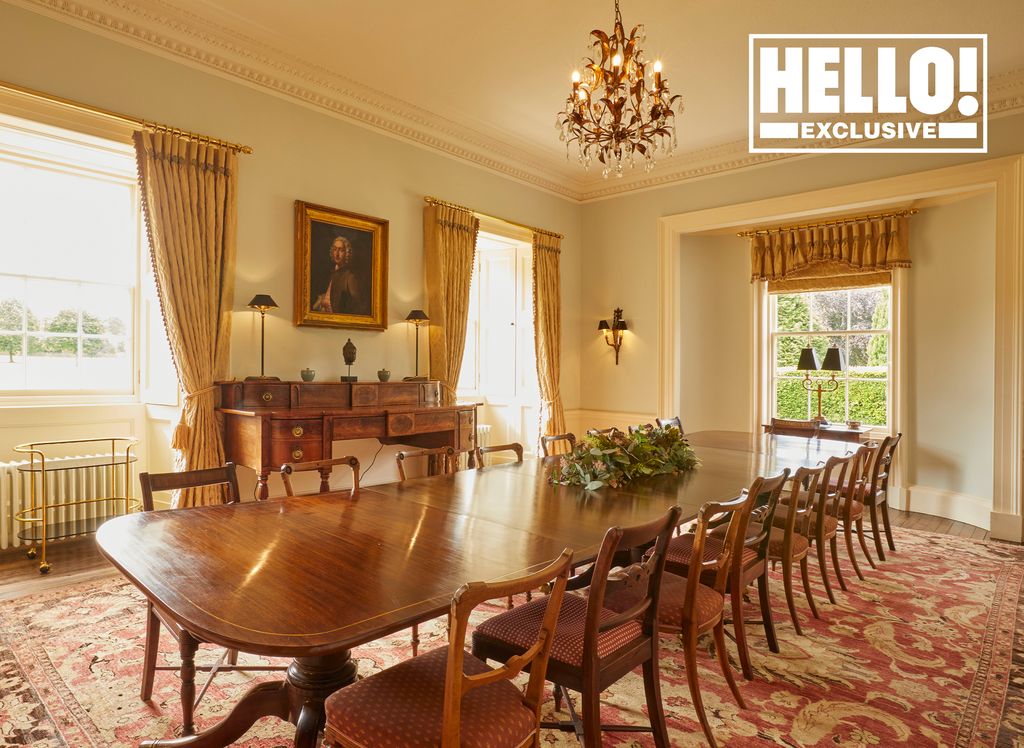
[294,201,388,330]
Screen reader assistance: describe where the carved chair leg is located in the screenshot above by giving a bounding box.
[815,538,837,604]
[580,678,602,748]
[830,535,849,591]
[730,579,753,680]
[756,572,779,655]
[226,649,238,666]
[881,499,896,552]
[642,652,671,747]
[844,523,865,581]
[178,632,199,736]
[800,557,819,619]
[506,595,514,610]
[712,621,745,708]
[781,559,802,636]
[140,602,160,701]
[410,624,419,657]
[868,502,887,561]
[856,517,877,570]
[682,626,717,748]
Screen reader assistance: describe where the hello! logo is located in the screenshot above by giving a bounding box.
[749,34,987,153]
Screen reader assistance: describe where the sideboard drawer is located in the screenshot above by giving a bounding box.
[387,411,457,436]
[271,440,322,465]
[271,419,323,440]
[241,383,291,407]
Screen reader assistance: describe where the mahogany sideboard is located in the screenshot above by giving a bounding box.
[217,380,478,499]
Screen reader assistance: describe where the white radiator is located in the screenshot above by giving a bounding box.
[476,424,492,449]
[0,456,128,549]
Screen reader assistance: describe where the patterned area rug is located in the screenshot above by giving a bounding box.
[0,528,1021,747]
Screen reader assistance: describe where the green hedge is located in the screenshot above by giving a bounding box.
[776,377,887,426]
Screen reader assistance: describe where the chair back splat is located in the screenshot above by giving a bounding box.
[655,416,683,433]
[766,418,821,438]
[540,432,576,457]
[475,442,524,467]
[395,446,457,482]
[139,463,240,512]
[279,456,360,497]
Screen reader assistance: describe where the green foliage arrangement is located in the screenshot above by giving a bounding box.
[550,425,700,491]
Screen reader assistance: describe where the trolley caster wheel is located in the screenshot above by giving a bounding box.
[38,562,50,575]
[25,548,37,560]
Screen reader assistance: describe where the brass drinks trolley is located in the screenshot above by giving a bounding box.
[14,437,140,574]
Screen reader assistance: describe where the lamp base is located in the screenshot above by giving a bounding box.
[339,376,358,382]
[811,415,831,425]
[245,375,281,381]
[402,376,429,382]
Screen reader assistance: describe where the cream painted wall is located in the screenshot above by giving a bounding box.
[579,114,1024,416]
[0,3,581,492]
[677,234,751,433]
[908,194,995,503]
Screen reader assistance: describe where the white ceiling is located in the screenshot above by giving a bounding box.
[15,0,1024,200]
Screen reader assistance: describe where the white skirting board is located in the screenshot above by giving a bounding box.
[902,484,992,532]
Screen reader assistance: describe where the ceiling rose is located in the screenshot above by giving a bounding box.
[557,0,684,179]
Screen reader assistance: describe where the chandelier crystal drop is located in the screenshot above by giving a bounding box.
[556,0,683,178]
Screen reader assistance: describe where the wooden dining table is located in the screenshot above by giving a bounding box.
[95,430,856,748]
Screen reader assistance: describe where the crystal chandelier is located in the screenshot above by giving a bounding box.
[556,0,683,178]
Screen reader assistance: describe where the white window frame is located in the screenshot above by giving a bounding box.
[767,285,893,429]
[0,110,156,405]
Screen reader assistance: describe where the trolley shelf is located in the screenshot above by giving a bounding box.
[17,513,130,543]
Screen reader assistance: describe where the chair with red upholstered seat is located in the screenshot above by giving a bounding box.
[765,465,825,634]
[472,507,681,747]
[833,444,879,581]
[663,470,789,681]
[322,549,574,748]
[863,433,902,560]
[655,486,786,748]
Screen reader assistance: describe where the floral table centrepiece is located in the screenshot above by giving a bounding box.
[550,424,700,490]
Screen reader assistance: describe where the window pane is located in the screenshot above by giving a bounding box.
[851,286,888,330]
[775,378,809,419]
[775,294,809,332]
[849,379,887,426]
[847,333,888,372]
[819,381,846,423]
[808,289,849,331]
[774,335,806,371]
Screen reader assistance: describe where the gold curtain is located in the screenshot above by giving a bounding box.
[134,131,237,507]
[751,215,910,291]
[532,233,567,450]
[424,204,478,404]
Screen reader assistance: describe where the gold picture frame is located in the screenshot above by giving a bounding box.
[294,200,388,330]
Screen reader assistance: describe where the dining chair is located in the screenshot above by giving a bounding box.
[540,432,576,457]
[655,415,684,433]
[279,456,360,497]
[862,433,902,560]
[323,548,574,748]
[766,418,821,438]
[794,452,856,604]
[764,465,825,634]
[474,442,524,467]
[653,492,764,747]
[663,470,790,681]
[833,444,878,581]
[586,426,618,436]
[472,506,681,747]
[137,464,287,736]
[395,445,458,482]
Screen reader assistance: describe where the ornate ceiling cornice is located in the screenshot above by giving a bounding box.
[10,0,1024,203]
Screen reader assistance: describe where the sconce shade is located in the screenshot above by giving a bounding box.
[821,345,847,372]
[597,319,610,331]
[247,294,278,312]
[797,347,821,371]
[616,320,628,331]
[405,309,429,324]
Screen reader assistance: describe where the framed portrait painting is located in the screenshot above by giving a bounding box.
[294,201,388,330]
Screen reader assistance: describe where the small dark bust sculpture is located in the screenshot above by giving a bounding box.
[340,338,358,382]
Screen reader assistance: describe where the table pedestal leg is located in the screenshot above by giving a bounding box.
[139,651,357,748]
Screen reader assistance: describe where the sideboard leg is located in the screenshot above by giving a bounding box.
[257,471,270,501]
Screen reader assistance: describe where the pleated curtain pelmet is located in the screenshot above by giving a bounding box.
[532,233,567,451]
[133,131,238,507]
[424,204,478,404]
[750,214,911,293]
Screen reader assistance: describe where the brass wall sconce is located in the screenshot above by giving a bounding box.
[798,344,846,423]
[598,308,627,365]
[246,294,279,381]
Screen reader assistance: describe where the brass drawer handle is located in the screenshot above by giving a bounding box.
[291,448,304,461]
[292,426,304,437]
[261,391,273,402]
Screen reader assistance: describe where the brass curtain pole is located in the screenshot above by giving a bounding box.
[424,196,563,240]
[0,79,253,154]
[737,208,917,238]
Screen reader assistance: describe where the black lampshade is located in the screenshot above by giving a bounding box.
[247,294,278,312]
[821,345,847,372]
[598,319,610,331]
[615,320,628,331]
[405,309,429,324]
[797,347,821,371]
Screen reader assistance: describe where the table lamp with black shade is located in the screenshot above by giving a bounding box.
[246,294,280,381]
[798,344,846,423]
[403,309,429,382]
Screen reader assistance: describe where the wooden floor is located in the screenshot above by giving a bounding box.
[0,507,997,602]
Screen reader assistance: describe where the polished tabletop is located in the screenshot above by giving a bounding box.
[95,430,856,659]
